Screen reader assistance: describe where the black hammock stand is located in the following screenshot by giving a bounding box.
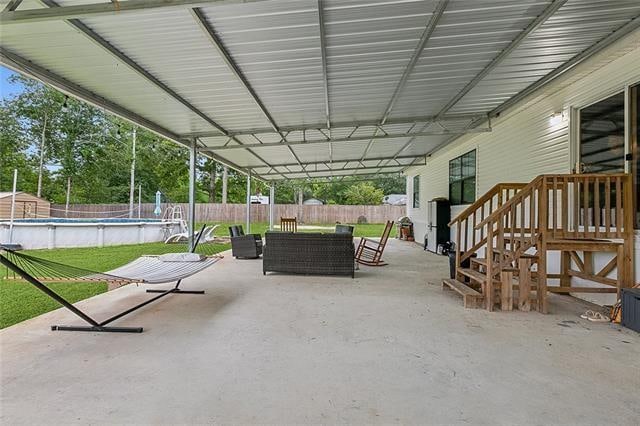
[0,225,222,333]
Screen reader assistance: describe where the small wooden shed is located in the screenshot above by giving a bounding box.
[0,192,51,219]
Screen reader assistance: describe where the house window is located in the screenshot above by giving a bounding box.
[449,150,476,205]
[579,91,625,174]
[577,84,640,229]
[412,175,420,208]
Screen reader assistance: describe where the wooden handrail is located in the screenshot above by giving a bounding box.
[448,182,527,227]
[474,176,544,231]
[450,172,634,312]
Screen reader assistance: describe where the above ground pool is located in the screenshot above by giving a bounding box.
[0,218,181,249]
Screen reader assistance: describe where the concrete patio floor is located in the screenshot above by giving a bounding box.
[1,239,639,425]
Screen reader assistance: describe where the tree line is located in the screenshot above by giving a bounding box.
[0,74,405,205]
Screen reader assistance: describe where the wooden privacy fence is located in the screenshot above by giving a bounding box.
[51,203,405,224]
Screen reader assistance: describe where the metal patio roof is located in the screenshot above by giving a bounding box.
[2,0,640,181]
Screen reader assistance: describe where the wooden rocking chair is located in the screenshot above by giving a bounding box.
[280,217,297,232]
[355,220,394,266]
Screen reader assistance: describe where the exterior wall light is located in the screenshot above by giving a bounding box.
[549,111,564,126]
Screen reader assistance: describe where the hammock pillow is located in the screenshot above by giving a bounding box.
[158,253,205,262]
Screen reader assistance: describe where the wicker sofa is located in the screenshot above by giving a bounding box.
[263,232,355,277]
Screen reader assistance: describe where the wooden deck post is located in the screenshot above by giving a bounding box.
[501,270,513,311]
[485,224,494,312]
[519,257,532,311]
[622,175,634,290]
[560,251,571,288]
[538,179,548,314]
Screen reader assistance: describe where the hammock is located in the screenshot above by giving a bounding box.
[0,225,222,333]
[1,249,221,285]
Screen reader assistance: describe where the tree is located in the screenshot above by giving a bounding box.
[0,101,32,192]
[374,175,406,195]
[343,182,385,205]
[8,75,66,197]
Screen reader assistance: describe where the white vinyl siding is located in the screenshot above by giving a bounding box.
[406,30,640,302]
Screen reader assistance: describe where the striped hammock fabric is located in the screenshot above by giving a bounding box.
[1,246,222,285]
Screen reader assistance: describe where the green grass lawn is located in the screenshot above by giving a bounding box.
[0,222,385,329]
[208,221,386,238]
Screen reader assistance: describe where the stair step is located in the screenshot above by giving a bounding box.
[492,248,539,260]
[458,268,488,283]
[471,257,539,272]
[442,279,483,309]
[493,248,516,257]
[471,257,487,267]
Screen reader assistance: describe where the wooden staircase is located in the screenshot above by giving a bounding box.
[443,174,634,313]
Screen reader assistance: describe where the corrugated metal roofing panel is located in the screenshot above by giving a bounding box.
[2,0,639,180]
[1,16,220,135]
[448,0,640,114]
[390,0,552,118]
[198,0,326,127]
[323,0,438,122]
[77,8,273,132]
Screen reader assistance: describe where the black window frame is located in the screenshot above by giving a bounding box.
[412,175,420,208]
[449,150,477,206]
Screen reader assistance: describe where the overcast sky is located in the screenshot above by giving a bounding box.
[1,66,23,99]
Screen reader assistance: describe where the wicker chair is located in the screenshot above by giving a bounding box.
[335,224,354,235]
[263,232,354,277]
[229,225,263,259]
[280,217,297,232]
[355,220,394,266]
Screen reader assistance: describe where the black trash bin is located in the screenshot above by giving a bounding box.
[449,251,476,280]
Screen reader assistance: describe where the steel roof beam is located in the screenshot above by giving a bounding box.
[3,0,23,12]
[360,0,449,162]
[258,163,419,177]
[198,126,490,151]
[266,171,404,183]
[435,0,568,117]
[317,0,331,132]
[182,113,484,138]
[40,0,279,175]
[490,12,640,119]
[380,0,449,125]
[191,7,307,176]
[0,0,273,24]
[0,47,180,141]
[0,48,254,177]
[260,164,412,178]
[245,154,426,169]
[191,8,279,134]
[38,0,228,136]
[421,8,640,166]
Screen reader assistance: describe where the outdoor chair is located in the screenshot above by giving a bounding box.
[280,217,297,232]
[335,224,354,235]
[165,224,219,244]
[229,225,263,259]
[355,220,394,266]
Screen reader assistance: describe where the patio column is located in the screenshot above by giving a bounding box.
[245,171,251,233]
[188,139,197,251]
[269,183,275,230]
